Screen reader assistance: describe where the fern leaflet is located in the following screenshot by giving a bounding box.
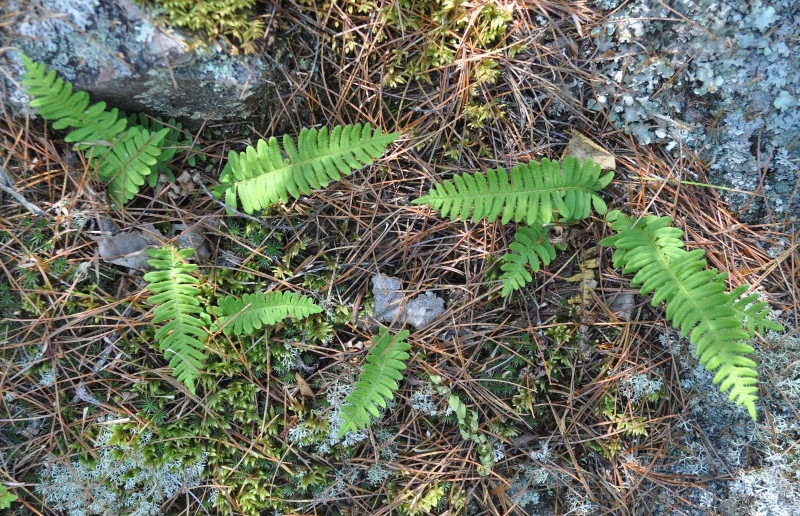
[212,291,322,336]
[500,223,557,297]
[144,247,207,394]
[97,126,170,207]
[216,124,399,213]
[338,327,411,437]
[413,157,613,225]
[599,211,775,419]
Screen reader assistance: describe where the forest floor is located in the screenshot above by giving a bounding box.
[1,1,798,515]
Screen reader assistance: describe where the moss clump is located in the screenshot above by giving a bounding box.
[138,0,265,54]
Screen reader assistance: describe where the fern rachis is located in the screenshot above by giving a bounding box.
[144,247,207,394]
[338,327,411,437]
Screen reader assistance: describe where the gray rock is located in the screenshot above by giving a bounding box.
[588,0,800,226]
[2,0,284,129]
[372,274,445,329]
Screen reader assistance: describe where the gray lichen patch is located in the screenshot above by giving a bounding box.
[589,0,800,226]
[1,0,280,129]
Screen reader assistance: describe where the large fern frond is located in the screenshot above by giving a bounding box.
[143,247,207,394]
[338,327,411,437]
[412,157,613,225]
[212,291,322,336]
[216,124,399,214]
[600,211,767,419]
[500,223,557,297]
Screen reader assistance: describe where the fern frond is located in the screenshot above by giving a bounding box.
[338,327,411,437]
[21,55,127,146]
[21,56,177,208]
[600,211,760,419]
[499,223,557,296]
[217,124,399,213]
[412,157,613,225]
[212,291,322,336]
[143,247,207,394]
[127,113,196,182]
[726,285,784,337]
[97,126,170,208]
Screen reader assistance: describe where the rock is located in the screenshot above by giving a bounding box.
[1,0,285,129]
[372,274,445,329]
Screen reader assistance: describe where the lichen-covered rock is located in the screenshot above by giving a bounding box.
[589,0,800,226]
[1,0,281,129]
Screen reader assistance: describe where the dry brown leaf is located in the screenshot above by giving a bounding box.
[561,132,616,171]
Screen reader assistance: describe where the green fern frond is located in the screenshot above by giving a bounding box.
[216,124,399,214]
[97,126,170,207]
[20,55,181,208]
[127,113,199,181]
[726,285,784,337]
[144,247,207,394]
[500,223,556,297]
[338,327,411,437]
[600,211,762,419]
[412,157,613,225]
[21,55,127,146]
[212,291,322,336]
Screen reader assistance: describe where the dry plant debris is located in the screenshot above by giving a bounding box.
[0,1,797,515]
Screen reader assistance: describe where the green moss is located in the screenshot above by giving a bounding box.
[137,0,265,54]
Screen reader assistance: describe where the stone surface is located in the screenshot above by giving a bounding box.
[588,0,800,226]
[372,274,445,329]
[1,0,281,129]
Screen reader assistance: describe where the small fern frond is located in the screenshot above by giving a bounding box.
[21,55,127,146]
[500,223,557,297]
[144,247,207,394]
[412,157,613,225]
[338,327,411,437]
[97,126,170,208]
[127,113,199,181]
[726,285,784,337]
[212,291,322,336]
[217,124,399,213]
[600,211,761,419]
[21,56,182,208]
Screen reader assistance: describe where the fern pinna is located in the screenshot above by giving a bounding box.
[215,124,399,214]
[600,211,783,419]
[414,157,612,295]
[20,56,190,208]
[338,327,411,437]
[144,247,207,394]
[212,291,322,336]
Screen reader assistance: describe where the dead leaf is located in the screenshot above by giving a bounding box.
[97,224,164,269]
[295,372,314,398]
[561,132,616,171]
